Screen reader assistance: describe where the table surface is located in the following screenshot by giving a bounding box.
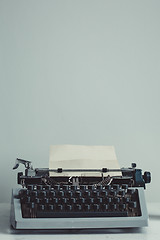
[0,203,160,240]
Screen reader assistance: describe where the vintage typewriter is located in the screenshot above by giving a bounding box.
[11,158,151,229]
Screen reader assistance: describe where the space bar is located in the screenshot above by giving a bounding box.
[37,211,128,218]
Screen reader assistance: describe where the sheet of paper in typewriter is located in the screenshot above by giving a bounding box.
[49,145,122,177]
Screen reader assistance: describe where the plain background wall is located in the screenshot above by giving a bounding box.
[0,0,160,203]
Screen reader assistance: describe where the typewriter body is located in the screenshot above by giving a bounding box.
[11,158,151,229]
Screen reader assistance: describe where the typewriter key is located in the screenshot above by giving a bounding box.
[45,185,51,190]
[79,198,85,204]
[38,204,45,211]
[40,191,47,197]
[84,204,91,211]
[29,202,35,209]
[61,198,67,204]
[48,204,54,211]
[127,189,136,195]
[59,191,65,197]
[75,204,82,211]
[34,198,40,204]
[118,190,125,196]
[102,204,109,210]
[101,190,108,197]
[27,185,34,191]
[57,204,63,211]
[66,205,72,211]
[70,198,76,204]
[80,185,87,190]
[37,185,43,190]
[113,197,120,204]
[88,185,95,190]
[49,191,56,197]
[63,185,70,191]
[97,185,103,190]
[93,204,99,211]
[112,184,120,190]
[75,191,82,197]
[119,203,126,210]
[129,201,137,208]
[97,197,103,204]
[122,184,128,189]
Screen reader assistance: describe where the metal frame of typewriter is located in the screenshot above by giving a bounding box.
[10,159,151,230]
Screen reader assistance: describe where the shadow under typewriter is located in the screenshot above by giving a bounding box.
[10,226,145,235]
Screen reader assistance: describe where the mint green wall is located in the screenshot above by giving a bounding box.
[0,0,159,202]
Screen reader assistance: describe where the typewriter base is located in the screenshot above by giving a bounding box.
[10,188,148,229]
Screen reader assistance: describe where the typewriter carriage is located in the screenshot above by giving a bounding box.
[14,158,151,189]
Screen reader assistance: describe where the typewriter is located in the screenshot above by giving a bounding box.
[11,158,151,229]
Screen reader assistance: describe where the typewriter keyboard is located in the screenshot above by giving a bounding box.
[18,184,141,218]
